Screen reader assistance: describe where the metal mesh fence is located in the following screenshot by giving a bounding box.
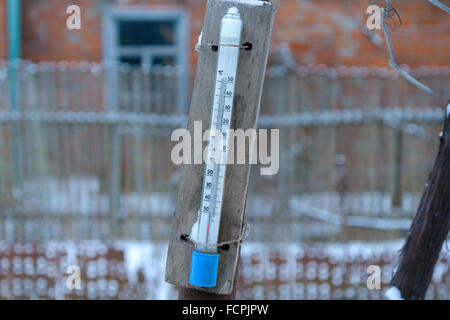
[0,61,449,299]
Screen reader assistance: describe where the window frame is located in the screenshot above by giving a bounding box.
[103,7,189,112]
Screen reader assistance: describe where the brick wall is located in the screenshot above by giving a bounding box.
[272,0,450,66]
[0,0,7,60]
[0,0,448,66]
[20,0,205,67]
[22,0,105,62]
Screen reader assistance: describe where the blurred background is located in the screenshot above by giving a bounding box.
[0,0,449,299]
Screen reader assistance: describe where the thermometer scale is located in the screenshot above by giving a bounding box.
[189,7,243,288]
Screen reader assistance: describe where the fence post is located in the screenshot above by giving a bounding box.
[390,128,403,210]
[165,0,275,297]
[105,63,121,239]
[8,0,22,197]
[389,79,403,211]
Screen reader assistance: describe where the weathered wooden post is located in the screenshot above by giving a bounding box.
[390,101,450,299]
[165,0,275,298]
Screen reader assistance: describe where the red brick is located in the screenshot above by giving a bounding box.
[0,0,447,67]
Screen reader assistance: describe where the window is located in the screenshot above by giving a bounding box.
[103,8,189,111]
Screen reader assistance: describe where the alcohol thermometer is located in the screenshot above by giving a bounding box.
[189,7,243,288]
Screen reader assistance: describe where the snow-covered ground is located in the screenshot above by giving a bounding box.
[289,192,421,218]
[0,240,448,300]
[1,176,446,299]
[17,176,421,219]
[238,240,449,299]
[20,176,174,217]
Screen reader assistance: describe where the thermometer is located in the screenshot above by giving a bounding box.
[189,7,243,288]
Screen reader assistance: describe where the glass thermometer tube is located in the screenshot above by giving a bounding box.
[189,7,243,289]
[196,7,242,254]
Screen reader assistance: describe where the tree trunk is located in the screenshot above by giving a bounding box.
[391,102,450,299]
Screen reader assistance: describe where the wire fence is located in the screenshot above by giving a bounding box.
[0,60,449,300]
[252,63,449,242]
[0,61,449,243]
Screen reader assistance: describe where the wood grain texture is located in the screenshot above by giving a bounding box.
[391,102,450,299]
[165,0,275,295]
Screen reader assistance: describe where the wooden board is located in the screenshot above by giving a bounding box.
[165,0,275,294]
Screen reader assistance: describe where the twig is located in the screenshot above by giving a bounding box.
[289,199,413,230]
[381,1,434,95]
[428,0,450,13]
[384,118,434,142]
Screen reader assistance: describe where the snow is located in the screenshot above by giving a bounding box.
[240,240,448,299]
[195,31,202,52]
[289,197,413,230]
[385,287,403,300]
[346,215,411,230]
[432,262,448,283]
[18,176,421,223]
[447,101,450,119]
[118,241,173,299]
[241,240,406,263]
[1,240,448,300]
[190,215,200,243]
[20,176,174,217]
[288,192,421,218]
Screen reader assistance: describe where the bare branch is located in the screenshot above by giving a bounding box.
[428,0,450,13]
[381,2,434,95]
